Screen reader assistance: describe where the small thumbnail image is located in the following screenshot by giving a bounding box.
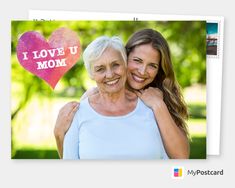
[206,22,218,55]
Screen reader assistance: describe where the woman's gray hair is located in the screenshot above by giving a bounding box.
[83,36,127,77]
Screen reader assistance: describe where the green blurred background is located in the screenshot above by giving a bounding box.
[11,21,206,159]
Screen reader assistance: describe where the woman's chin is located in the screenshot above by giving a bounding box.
[103,84,124,94]
[128,82,145,90]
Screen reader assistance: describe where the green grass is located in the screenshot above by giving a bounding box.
[13,149,60,159]
[189,136,206,159]
[12,134,206,159]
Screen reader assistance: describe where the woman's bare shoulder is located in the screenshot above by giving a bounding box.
[88,92,100,104]
[80,87,98,101]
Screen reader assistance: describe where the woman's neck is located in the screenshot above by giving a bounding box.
[98,88,127,105]
[89,88,137,116]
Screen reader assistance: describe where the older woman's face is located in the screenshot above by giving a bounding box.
[127,44,160,90]
[91,47,127,94]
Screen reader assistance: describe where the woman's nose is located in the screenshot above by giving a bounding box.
[106,68,114,78]
[138,65,146,75]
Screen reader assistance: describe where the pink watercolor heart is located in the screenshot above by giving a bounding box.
[16,27,81,89]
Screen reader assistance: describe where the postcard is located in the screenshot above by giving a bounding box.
[11,18,211,159]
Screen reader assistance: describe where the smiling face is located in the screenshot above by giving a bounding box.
[127,43,160,90]
[91,47,127,94]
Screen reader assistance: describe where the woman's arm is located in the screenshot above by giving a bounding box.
[54,101,79,158]
[135,87,190,159]
[54,87,98,158]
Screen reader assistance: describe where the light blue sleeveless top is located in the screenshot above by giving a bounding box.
[63,97,168,160]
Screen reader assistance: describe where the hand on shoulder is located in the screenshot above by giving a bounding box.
[134,87,165,109]
[54,101,79,138]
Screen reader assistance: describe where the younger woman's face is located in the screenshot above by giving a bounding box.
[127,43,160,90]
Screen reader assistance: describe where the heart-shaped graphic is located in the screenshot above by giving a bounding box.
[16,27,81,89]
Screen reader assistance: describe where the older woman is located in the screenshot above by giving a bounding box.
[63,36,168,159]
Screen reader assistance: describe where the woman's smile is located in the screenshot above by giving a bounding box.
[104,78,120,86]
[131,73,147,83]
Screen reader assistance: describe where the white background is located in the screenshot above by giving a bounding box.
[0,0,234,187]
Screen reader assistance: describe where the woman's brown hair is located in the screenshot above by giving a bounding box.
[126,28,189,138]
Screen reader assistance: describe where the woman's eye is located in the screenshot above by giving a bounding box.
[133,58,141,63]
[113,63,120,67]
[95,68,104,72]
[150,64,159,69]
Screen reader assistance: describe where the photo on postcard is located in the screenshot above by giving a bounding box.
[206,22,219,56]
[11,20,206,159]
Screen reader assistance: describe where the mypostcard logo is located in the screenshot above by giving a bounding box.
[172,167,184,179]
[172,167,224,179]
[187,169,224,176]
